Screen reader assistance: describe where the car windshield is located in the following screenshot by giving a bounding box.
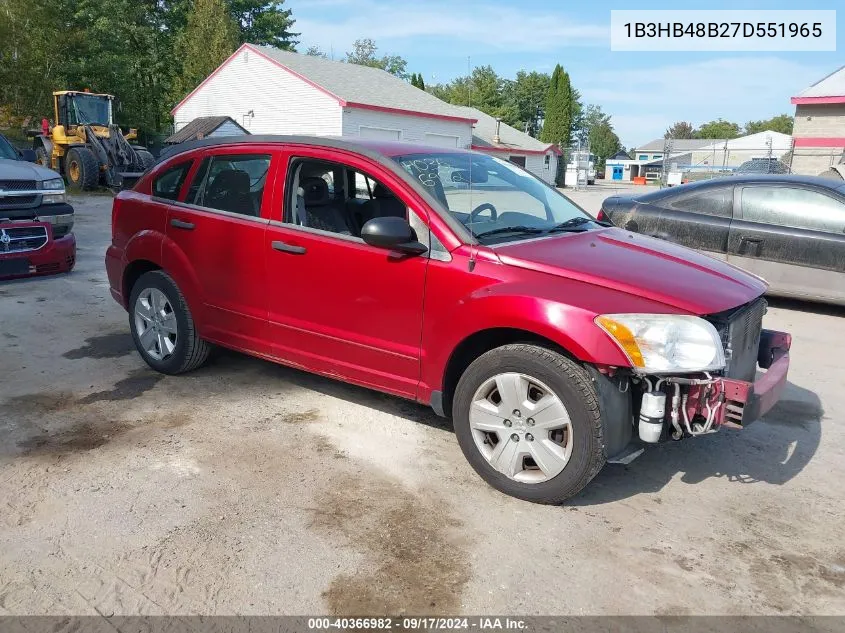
[69,94,111,126]
[0,135,18,160]
[392,152,599,244]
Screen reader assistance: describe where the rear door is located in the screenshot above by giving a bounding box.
[162,145,281,354]
[727,183,845,303]
[654,184,734,259]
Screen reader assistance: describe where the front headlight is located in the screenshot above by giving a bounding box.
[596,313,725,374]
[42,192,66,204]
[41,178,65,190]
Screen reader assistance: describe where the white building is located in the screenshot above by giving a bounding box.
[171,44,559,184]
[605,131,793,182]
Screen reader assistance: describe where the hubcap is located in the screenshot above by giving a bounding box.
[133,288,178,361]
[69,160,80,182]
[469,373,574,484]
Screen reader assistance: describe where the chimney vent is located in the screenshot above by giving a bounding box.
[493,118,501,144]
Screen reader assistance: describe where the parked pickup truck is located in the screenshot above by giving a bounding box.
[107,136,791,504]
[0,133,76,279]
[599,175,845,306]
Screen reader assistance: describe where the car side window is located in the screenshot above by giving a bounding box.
[285,158,407,238]
[667,187,733,217]
[153,162,192,200]
[741,186,845,234]
[188,153,271,217]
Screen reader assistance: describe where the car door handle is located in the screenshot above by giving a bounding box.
[272,240,306,255]
[170,218,195,230]
[739,236,762,256]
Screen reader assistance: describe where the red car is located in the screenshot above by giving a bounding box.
[0,133,76,279]
[106,136,791,503]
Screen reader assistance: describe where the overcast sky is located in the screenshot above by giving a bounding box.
[290,0,843,146]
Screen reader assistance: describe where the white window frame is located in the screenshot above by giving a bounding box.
[358,125,402,140]
[424,132,461,148]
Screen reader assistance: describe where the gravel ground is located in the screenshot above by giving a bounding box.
[1,190,843,616]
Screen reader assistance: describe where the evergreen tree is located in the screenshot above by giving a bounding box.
[173,0,238,102]
[229,0,298,49]
[540,64,573,148]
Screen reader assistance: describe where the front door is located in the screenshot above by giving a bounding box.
[163,146,279,354]
[612,165,623,180]
[727,183,845,303]
[264,149,429,398]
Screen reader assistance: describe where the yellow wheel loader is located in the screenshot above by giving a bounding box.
[31,91,155,190]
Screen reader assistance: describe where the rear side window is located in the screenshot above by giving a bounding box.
[186,153,271,217]
[666,187,733,217]
[153,162,191,200]
[741,186,845,234]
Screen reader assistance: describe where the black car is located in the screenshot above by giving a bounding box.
[599,175,845,306]
[735,158,790,175]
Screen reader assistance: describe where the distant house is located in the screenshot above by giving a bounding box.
[606,132,792,182]
[165,116,249,144]
[170,43,558,184]
[790,65,845,176]
[452,106,560,184]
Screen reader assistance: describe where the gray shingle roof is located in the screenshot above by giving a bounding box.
[795,65,845,98]
[166,116,248,144]
[452,106,555,153]
[250,45,476,122]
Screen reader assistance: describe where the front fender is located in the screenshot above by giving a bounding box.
[420,279,634,396]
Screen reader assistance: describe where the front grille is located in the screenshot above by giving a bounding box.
[0,225,48,253]
[706,297,766,382]
[0,180,37,191]
[0,195,37,208]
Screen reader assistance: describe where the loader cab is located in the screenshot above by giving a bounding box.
[54,91,114,130]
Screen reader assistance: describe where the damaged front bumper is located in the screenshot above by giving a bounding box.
[684,329,791,430]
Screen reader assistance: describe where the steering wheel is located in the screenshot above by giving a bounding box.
[468,202,498,223]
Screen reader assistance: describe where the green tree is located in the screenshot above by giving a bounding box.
[410,73,426,90]
[173,0,238,103]
[540,64,574,149]
[694,118,741,139]
[501,70,550,137]
[664,121,695,139]
[229,0,298,49]
[345,38,408,79]
[589,121,621,170]
[304,45,327,58]
[744,114,793,135]
[574,104,609,145]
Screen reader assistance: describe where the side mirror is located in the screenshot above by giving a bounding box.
[361,216,427,255]
[20,148,37,162]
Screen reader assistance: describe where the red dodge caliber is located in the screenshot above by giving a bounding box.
[106,136,791,503]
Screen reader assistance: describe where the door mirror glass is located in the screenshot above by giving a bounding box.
[361,216,427,254]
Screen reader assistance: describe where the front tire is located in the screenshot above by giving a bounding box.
[128,271,210,375]
[65,147,99,190]
[135,149,155,171]
[452,344,605,504]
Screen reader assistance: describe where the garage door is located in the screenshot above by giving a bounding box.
[359,126,401,140]
[424,133,460,148]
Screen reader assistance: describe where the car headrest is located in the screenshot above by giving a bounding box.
[372,182,394,199]
[209,169,250,196]
[300,176,330,206]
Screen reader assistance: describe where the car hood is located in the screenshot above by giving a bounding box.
[0,158,61,182]
[493,227,767,315]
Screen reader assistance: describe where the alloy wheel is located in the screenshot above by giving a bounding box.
[134,288,178,361]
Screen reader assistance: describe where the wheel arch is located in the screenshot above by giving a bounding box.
[439,327,578,418]
[123,259,162,304]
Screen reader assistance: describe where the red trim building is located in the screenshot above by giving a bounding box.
[170,44,561,184]
[790,66,845,176]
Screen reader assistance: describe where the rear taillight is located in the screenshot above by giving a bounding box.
[597,209,608,222]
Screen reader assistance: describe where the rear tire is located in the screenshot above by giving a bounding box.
[35,146,50,169]
[128,271,210,375]
[65,147,99,190]
[452,344,606,504]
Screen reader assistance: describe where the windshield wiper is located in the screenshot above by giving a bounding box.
[473,225,547,239]
[546,217,596,233]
